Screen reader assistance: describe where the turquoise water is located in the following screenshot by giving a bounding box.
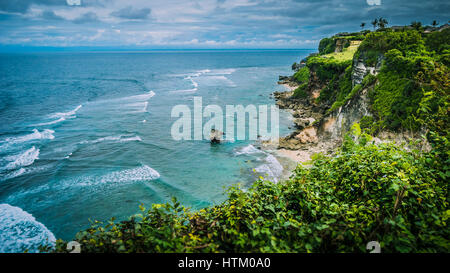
[0,50,312,245]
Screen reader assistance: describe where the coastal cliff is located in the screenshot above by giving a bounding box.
[273,26,449,159]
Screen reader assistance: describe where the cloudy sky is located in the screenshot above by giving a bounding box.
[0,0,448,49]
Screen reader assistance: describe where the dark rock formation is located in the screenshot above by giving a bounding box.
[210,129,224,144]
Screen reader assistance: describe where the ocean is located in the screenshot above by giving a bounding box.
[0,50,312,251]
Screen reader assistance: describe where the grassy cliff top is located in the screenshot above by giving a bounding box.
[321,40,361,62]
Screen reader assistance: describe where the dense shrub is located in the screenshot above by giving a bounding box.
[293,66,310,84]
[328,84,362,113]
[359,30,425,54]
[293,83,308,99]
[317,64,353,107]
[425,28,450,54]
[318,37,336,55]
[307,56,352,82]
[367,32,449,132]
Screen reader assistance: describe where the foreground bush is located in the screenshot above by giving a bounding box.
[54,140,449,253]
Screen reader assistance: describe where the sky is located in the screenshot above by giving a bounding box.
[0,0,449,50]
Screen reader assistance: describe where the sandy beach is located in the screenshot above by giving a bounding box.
[276,148,312,163]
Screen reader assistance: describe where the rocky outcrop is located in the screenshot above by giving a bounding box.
[319,87,372,140]
[293,117,315,130]
[295,126,318,143]
[273,46,379,152]
[351,52,383,86]
[210,129,224,143]
[334,38,349,53]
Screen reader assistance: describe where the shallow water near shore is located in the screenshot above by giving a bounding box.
[0,50,312,245]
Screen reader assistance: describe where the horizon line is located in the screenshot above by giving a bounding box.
[0,46,316,53]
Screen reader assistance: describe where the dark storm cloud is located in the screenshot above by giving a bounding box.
[110,6,151,20]
[0,0,448,48]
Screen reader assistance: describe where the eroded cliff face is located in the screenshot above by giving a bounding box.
[320,53,383,141]
[273,47,430,158]
[274,49,383,152]
[351,52,383,86]
[319,87,372,141]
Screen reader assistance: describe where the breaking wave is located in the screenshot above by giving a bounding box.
[235,144,283,182]
[0,204,56,253]
[79,135,142,145]
[1,146,39,171]
[76,165,160,187]
[255,154,284,183]
[41,165,162,191]
[169,68,235,93]
[0,129,54,146]
[234,144,263,155]
[50,105,82,119]
[35,105,82,126]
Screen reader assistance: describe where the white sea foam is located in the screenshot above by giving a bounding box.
[186,76,199,88]
[234,144,283,182]
[0,165,50,181]
[74,165,160,187]
[169,88,197,94]
[255,154,284,183]
[143,101,148,112]
[80,135,142,144]
[34,117,67,126]
[0,204,56,253]
[234,144,263,155]
[1,146,40,171]
[0,168,26,181]
[125,90,155,101]
[190,69,211,77]
[169,68,236,93]
[208,75,228,81]
[122,91,155,112]
[1,129,55,145]
[120,136,142,142]
[34,105,82,127]
[3,165,161,203]
[203,75,236,87]
[49,105,82,119]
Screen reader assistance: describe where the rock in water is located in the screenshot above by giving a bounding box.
[210,129,224,143]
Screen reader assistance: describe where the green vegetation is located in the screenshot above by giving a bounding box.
[293,66,310,83]
[322,41,360,62]
[371,17,389,30]
[293,83,308,99]
[361,29,449,133]
[318,37,336,55]
[316,63,353,105]
[52,25,449,253]
[306,56,352,82]
[328,84,362,113]
[311,28,449,136]
[53,134,449,253]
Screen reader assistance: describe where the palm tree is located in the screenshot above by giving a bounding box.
[377,17,388,29]
[360,22,366,30]
[371,19,378,30]
[411,21,422,30]
[432,20,439,27]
